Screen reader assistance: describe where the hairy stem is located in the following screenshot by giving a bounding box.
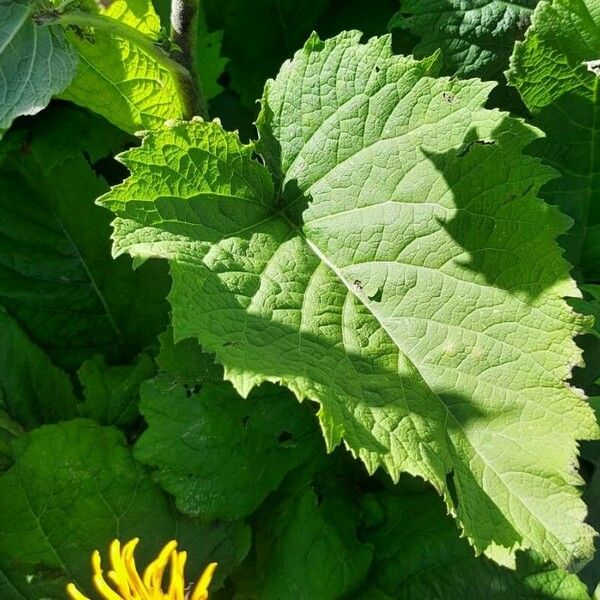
[170,0,208,119]
[42,11,202,121]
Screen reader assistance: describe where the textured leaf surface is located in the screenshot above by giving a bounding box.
[77,353,156,427]
[390,0,536,79]
[0,106,169,371]
[354,485,591,599]
[59,0,187,133]
[508,0,600,276]
[0,0,77,134]
[0,420,250,599]
[135,376,321,520]
[101,32,598,567]
[0,309,77,429]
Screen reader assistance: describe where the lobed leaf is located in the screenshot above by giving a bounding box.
[101,31,598,568]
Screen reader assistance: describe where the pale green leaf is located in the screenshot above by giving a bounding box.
[508,0,600,276]
[0,419,250,599]
[101,32,598,568]
[59,0,188,133]
[0,0,77,134]
[134,376,321,520]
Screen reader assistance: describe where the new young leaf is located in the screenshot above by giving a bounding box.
[101,31,598,568]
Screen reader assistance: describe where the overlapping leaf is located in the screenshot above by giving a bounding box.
[508,0,600,276]
[355,485,591,599]
[0,420,250,599]
[135,376,321,521]
[390,0,537,79]
[0,106,169,371]
[57,0,189,133]
[0,0,77,135]
[101,31,598,568]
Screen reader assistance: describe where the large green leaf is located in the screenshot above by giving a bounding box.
[0,106,169,371]
[0,308,77,429]
[134,376,321,521]
[507,0,600,276]
[0,0,77,135]
[390,0,537,79]
[0,419,250,599]
[101,32,598,568]
[355,484,591,599]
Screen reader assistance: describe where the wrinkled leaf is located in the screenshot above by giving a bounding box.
[101,31,598,568]
[59,0,188,133]
[390,0,536,79]
[508,0,600,275]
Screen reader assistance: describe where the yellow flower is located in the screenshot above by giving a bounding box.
[66,538,217,600]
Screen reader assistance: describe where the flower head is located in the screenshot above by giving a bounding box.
[66,538,217,600]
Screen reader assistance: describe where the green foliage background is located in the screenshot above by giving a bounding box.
[1,0,600,599]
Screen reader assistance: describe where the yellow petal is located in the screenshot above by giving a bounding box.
[143,540,177,592]
[66,583,91,600]
[190,563,218,600]
[168,550,187,600]
[108,540,132,600]
[91,549,124,600]
[122,539,151,600]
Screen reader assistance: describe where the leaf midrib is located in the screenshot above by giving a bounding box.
[276,198,568,564]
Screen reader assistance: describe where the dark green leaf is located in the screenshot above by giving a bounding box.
[0,419,250,599]
[135,376,321,520]
[77,353,156,427]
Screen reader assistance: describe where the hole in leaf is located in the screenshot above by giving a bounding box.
[241,415,250,428]
[277,430,293,445]
[368,288,383,302]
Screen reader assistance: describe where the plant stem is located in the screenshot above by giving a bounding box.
[41,11,202,121]
[170,0,208,120]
